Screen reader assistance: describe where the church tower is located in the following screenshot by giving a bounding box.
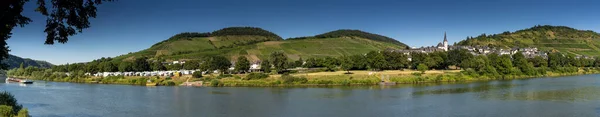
[443,32,448,51]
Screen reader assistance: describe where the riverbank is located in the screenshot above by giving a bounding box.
[210,69,600,87]
[10,68,600,87]
[10,75,190,86]
[8,74,600,117]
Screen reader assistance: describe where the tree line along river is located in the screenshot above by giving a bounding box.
[2,75,600,117]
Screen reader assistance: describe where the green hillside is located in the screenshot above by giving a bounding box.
[113,27,406,62]
[457,25,600,56]
[289,29,408,47]
[3,54,54,69]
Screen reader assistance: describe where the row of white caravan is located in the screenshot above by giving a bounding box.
[92,70,197,77]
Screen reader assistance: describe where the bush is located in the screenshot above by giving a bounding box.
[210,79,221,87]
[417,64,428,74]
[160,81,176,86]
[0,92,27,116]
[461,68,478,77]
[0,105,13,117]
[216,74,233,79]
[411,72,422,76]
[341,79,351,85]
[0,92,22,115]
[244,73,269,80]
[281,74,308,84]
[192,71,202,78]
[17,108,29,117]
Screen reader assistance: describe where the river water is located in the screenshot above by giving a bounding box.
[2,75,600,117]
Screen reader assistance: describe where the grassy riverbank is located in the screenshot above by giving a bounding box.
[11,75,192,86]
[10,68,600,87]
[206,68,600,87]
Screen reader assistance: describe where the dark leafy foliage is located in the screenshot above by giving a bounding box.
[0,92,23,115]
[244,73,269,80]
[314,29,408,47]
[457,25,600,48]
[192,71,203,78]
[211,27,283,40]
[2,54,54,69]
[281,74,308,84]
[1,0,112,70]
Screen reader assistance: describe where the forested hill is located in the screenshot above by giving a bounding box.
[457,25,600,56]
[288,29,408,48]
[2,54,54,69]
[110,27,407,63]
[151,27,282,47]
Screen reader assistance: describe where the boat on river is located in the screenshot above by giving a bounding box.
[5,78,34,84]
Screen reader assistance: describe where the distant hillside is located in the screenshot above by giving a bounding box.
[2,54,54,69]
[289,29,408,47]
[112,27,406,62]
[457,25,600,56]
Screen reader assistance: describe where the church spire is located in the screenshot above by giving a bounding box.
[444,32,447,42]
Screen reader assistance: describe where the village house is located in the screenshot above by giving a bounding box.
[250,63,261,72]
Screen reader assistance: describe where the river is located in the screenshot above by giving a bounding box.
[2,75,600,117]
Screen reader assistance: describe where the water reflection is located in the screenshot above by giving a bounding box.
[412,81,521,95]
[480,86,600,102]
[2,75,600,117]
[410,76,600,102]
[209,91,231,95]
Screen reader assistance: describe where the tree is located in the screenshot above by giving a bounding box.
[260,60,271,73]
[151,62,166,71]
[383,51,409,70]
[512,52,536,75]
[528,56,548,67]
[99,62,117,72]
[417,64,428,74]
[133,57,150,72]
[410,52,427,69]
[182,60,199,70]
[270,51,288,73]
[512,52,527,66]
[366,51,387,71]
[1,0,113,70]
[294,57,304,68]
[234,56,250,73]
[118,62,134,72]
[322,57,339,72]
[479,65,499,77]
[200,56,231,74]
[18,63,24,70]
[303,58,321,68]
[423,53,445,70]
[192,71,202,78]
[340,56,353,74]
[594,57,600,67]
[0,91,23,116]
[68,63,83,72]
[495,55,514,75]
[460,55,487,70]
[429,51,448,69]
[548,52,565,69]
[349,55,367,70]
[447,49,473,69]
[85,62,99,73]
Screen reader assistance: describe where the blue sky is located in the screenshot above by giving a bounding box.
[8,0,600,65]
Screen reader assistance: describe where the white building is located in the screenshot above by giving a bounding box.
[436,32,449,51]
[250,63,261,72]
